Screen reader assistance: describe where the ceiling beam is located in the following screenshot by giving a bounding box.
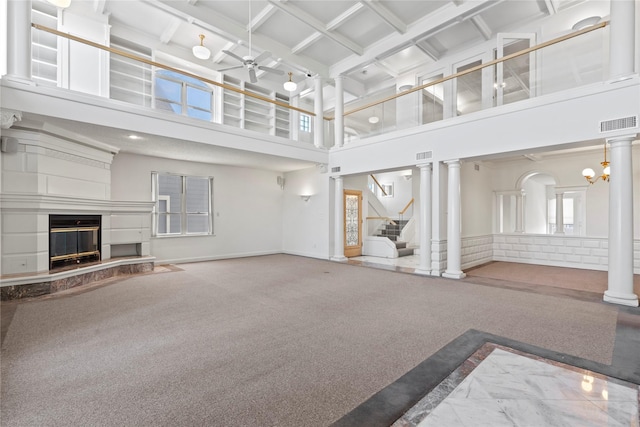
[291,3,365,55]
[327,3,365,30]
[361,0,406,34]
[544,0,558,15]
[331,0,502,77]
[160,18,181,44]
[292,33,322,54]
[146,0,329,76]
[249,4,277,32]
[470,15,492,40]
[267,0,364,55]
[414,40,442,61]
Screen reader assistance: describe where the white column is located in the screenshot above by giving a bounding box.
[430,162,444,275]
[609,0,635,80]
[314,76,325,149]
[554,191,564,235]
[443,160,465,279]
[415,163,432,276]
[604,136,638,307]
[331,175,347,261]
[515,191,524,233]
[6,0,33,82]
[334,76,344,148]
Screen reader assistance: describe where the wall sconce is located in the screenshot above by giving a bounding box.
[582,143,610,184]
[300,195,311,202]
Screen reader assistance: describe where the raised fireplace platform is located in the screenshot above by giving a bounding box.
[0,256,155,301]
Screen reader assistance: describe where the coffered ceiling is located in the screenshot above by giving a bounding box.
[62,0,605,98]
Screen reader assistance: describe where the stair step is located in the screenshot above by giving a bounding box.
[397,247,414,257]
[395,242,406,249]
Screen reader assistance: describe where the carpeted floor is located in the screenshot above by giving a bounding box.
[0,255,626,426]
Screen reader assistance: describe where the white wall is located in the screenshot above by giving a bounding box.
[461,161,493,236]
[281,166,331,259]
[110,153,285,264]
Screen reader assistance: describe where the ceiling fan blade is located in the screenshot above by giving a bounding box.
[217,65,244,72]
[248,68,258,83]
[222,50,246,64]
[258,66,284,75]
[253,51,271,64]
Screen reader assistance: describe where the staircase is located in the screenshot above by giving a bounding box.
[376,220,414,257]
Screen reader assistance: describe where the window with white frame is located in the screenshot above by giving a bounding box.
[152,172,213,236]
[154,70,213,121]
[299,113,311,132]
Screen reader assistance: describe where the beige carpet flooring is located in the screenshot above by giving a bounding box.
[0,255,623,426]
[466,261,640,295]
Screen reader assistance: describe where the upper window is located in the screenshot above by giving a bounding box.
[154,70,213,121]
[299,113,311,133]
[152,172,213,236]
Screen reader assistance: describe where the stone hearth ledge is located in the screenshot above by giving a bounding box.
[0,256,155,300]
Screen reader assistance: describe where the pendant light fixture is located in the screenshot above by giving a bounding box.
[582,142,610,184]
[192,34,211,60]
[283,72,297,91]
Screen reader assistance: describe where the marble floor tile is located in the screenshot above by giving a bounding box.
[395,345,639,427]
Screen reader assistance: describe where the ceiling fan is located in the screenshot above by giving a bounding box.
[217,1,283,83]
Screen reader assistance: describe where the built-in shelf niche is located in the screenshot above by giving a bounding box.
[222,75,291,138]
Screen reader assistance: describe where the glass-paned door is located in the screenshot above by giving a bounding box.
[495,34,536,106]
[344,190,362,257]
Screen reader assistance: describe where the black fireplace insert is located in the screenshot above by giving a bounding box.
[49,215,101,269]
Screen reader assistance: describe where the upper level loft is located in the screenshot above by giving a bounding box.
[1,0,638,155]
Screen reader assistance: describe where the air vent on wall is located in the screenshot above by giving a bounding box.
[331,166,341,173]
[416,151,433,161]
[599,116,637,133]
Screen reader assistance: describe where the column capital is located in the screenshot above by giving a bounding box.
[444,159,461,166]
[417,163,432,171]
[606,134,637,145]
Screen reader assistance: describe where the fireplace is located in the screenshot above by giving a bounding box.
[49,215,101,269]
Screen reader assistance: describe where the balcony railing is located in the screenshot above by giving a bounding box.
[29,20,609,147]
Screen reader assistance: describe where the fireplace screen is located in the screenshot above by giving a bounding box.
[49,215,101,269]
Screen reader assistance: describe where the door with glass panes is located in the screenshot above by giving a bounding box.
[344,190,362,257]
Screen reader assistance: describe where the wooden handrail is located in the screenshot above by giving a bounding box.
[399,198,414,215]
[31,23,317,117]
[334,21,609,119]
[369,174,387,196]
[366,216,397,225]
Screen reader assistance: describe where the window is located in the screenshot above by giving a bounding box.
[152,173,213,236]
[299,113,311,132]
[154,70,213,121]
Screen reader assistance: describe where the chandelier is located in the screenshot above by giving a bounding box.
[582,143,610,184]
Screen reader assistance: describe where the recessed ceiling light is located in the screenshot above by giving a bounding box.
[368,116,379,124]
[128,134,141,140]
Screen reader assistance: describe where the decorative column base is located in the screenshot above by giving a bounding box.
[603,290,639,307]
[442,271,466,279]
[414,268,431,276]
[331,256,348,262]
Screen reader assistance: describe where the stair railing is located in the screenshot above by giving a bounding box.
[370,174,387,196]
[398,198,414,224]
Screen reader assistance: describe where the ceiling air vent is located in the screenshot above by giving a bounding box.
[416,151,433,161]
[331,166,341,173]
[599,116,637,133]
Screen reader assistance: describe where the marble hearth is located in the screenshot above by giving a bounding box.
[0,256,155,300]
